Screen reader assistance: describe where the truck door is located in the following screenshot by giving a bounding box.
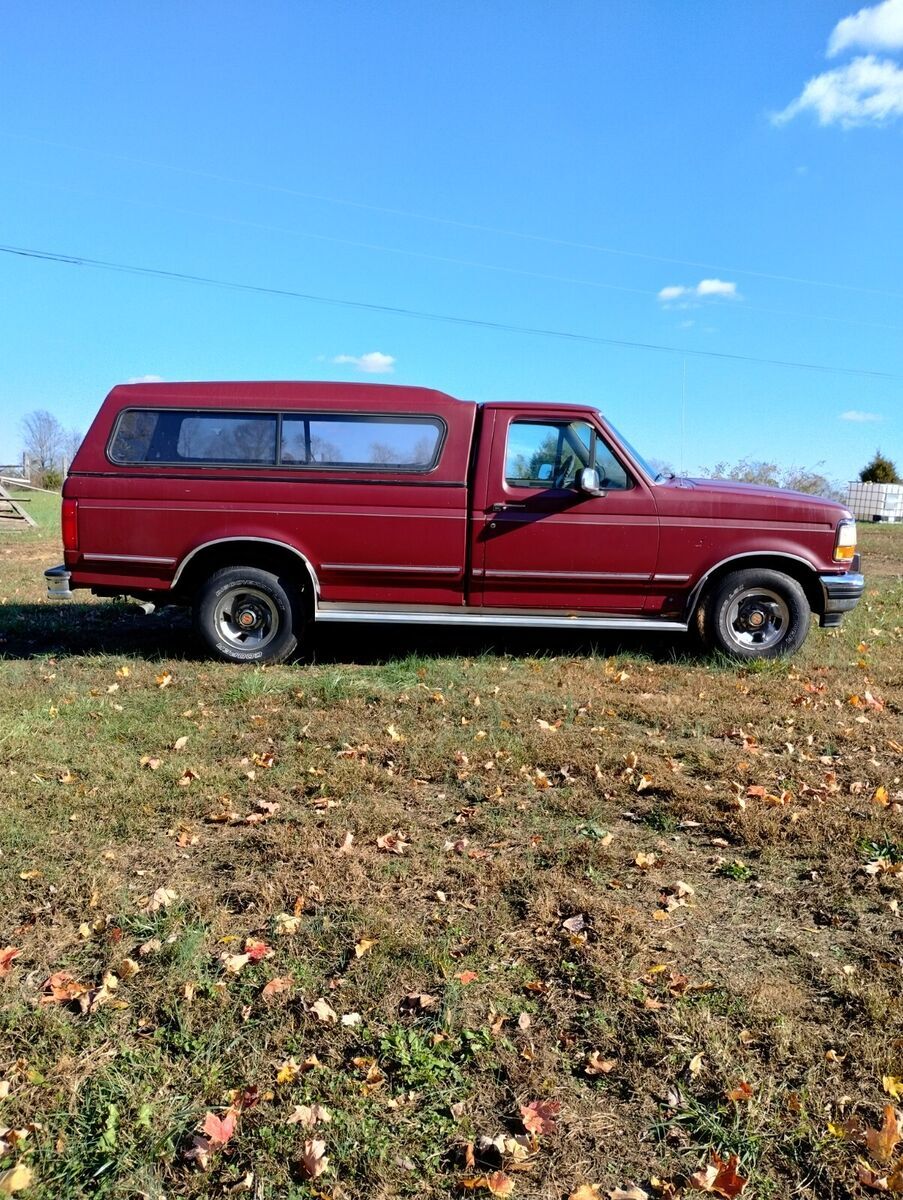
[472,409,660,612]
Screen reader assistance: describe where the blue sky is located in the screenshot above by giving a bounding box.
[1,0,901,481]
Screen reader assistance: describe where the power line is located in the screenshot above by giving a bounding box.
[1,241,898,382]
[12,176,903,335]
[3,129,901,301]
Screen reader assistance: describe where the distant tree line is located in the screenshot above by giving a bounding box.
[13,407,901,496]
[697,458,844,500]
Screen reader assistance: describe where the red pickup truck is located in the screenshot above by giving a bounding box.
[45,380,863,663]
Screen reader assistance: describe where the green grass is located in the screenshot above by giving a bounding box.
[0,518,900,1198]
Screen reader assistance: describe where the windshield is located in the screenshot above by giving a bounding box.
[601,418,662,481]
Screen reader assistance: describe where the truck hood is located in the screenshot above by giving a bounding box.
[657,476,850,522]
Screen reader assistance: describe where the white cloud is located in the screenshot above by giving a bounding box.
[331,351,396,374]
[696,278,738,298]
[657,279,739,305]
[840,409,883,421]
[774,54,903,126]
[828,0,903,56]
[124,374,164,384]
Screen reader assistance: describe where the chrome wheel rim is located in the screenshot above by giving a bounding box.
[213,586,279,650]
[725,587,790,650]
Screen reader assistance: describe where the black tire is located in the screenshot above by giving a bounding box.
[194,566,302,664]
[696,568,811,660]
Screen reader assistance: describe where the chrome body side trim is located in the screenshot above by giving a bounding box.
[480,569,649,582]
[171,537,321,597]
[321,562,460,575]
[683,551,818,617]
[82,552,177,565]
[315,601,687,633]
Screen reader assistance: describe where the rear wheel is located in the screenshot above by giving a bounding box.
[195,566,302,663]
[696,568,811,660]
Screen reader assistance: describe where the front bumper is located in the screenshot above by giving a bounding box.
[45,564,73,599]
[818,559,864,627]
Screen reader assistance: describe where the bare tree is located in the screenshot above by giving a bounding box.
[61,427,84,469]
[21,410,65,483]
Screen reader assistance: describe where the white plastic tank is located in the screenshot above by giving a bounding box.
[846,482,903,522]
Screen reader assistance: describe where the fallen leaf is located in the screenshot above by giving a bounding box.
[884,1077,903,1101]
[273,912,302,936]
[856,1161,903,1192]
[142,886,178,914]
[299,1138,329,1180]
[244,938,272,962]
[568,1188,603,1200]
[608,1187,649,1200]
[173,735,189,751]
[221,953,252,975]
[461,1174,515,1197]
[400,991,437,1015]
[455,970,479,986]
[286,1103,331,1129]
[203,1111,236,1148]
[689,1152,748,1197]
[0,1163,33,1195]
[689,1053,705,1077]
[0,948,21,977]
[585,1052,617,1076]
[261,976,294,999]
[276,1057,300,1086]
[40,971,89,1006]
[354,937,377,958]
[310,997,338,1024]
[725,1081,753,1103]
[376,831,409,854]
[520,1098,561,1136]
[865,1105,902,1164]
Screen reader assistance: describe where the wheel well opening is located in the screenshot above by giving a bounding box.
[693,556,823,617]
[173,542,316,615]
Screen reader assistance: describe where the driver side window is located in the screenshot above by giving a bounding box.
[504,420,629,490]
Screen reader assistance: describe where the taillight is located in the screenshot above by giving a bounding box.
[62,498,79,552]
[833,517,856,563]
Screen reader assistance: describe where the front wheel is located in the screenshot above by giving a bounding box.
[696,568,811,660]
[195,566,302,663]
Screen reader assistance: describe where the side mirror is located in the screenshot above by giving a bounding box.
[577,466,603,496]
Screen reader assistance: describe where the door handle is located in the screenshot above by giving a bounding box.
[487,502,527,512]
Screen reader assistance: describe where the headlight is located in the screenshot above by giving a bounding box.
[833,518,857,563]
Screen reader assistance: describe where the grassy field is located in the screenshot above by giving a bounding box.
[0,495,901,1200]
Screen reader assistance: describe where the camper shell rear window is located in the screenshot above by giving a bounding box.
[107,408,446,471]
